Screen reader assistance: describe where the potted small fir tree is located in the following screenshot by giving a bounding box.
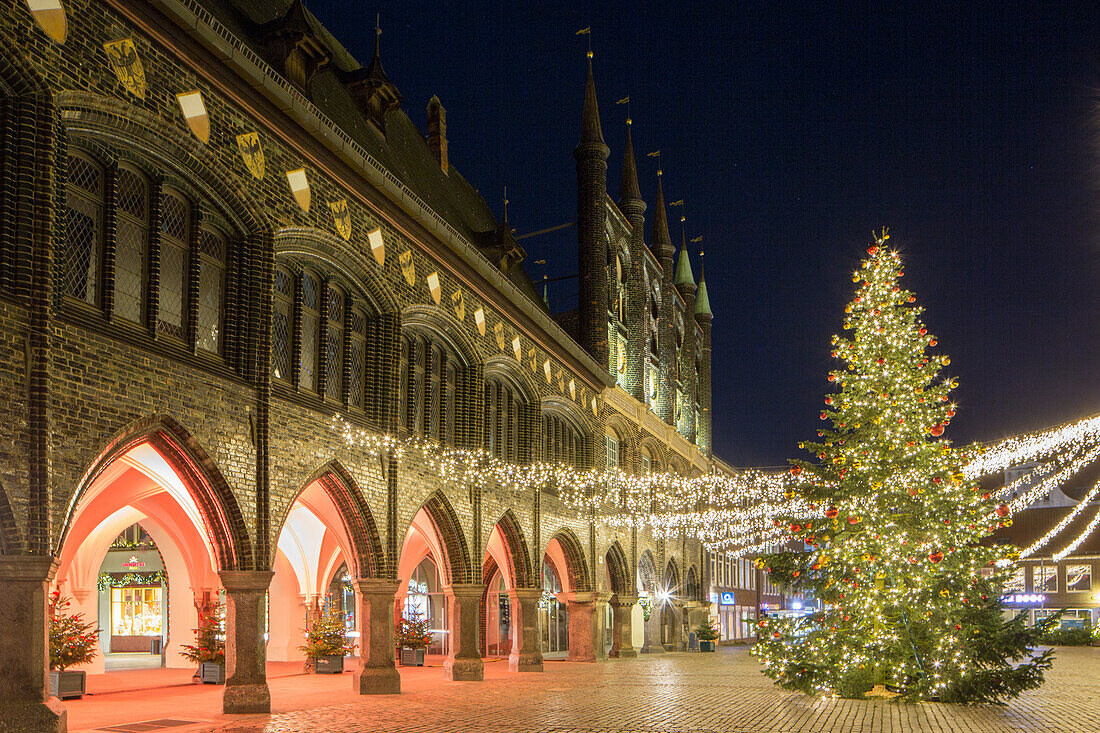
[180,605,225,684]
[395,607,431,666]
[695,616,720,652]
[300,606,355,673]
[49,592,99,699]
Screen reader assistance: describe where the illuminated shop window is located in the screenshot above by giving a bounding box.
[111,586,162,636]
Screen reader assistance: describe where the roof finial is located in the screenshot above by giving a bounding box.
[647,149,661,176]
[502,186,509,223]
[669,199,685,249]
[691,236,704,278]
[374,13,382,57]
[576,26,592,58]
[617,96,631,126]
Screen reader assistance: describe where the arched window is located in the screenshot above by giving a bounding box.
[400,330,464,447]
[540,559,568,654]
[196,228,226,354]
[324,283,345,402]
[483,375,528,463]
[115,166,151,324]
[348,307,367,410]
[640,447,653,475]
[604,427,620,470]
[406,556,447,655]
[298,270,321,392]
[542,412,582,468]
[63,152,104,306]
[272,266,294,382]
[157,189,190,338]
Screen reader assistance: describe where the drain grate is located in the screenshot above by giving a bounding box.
[100,720,196,732]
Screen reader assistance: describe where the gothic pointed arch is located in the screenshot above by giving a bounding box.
[420,490,473,585]
[0,479,22,554]
[546,527,591,593]
[275,226,398,315]
[57,91,267,235]
[636,549,657,594]
[57,414,252,571]
[664,557,681,594]
[273,460,385,579]
[492,509,534,589]
[685,564,701,602]
[604,540,631,596]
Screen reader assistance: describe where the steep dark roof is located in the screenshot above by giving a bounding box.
[577,56,605,148]
[619,123,642,204]
[197,0,547,312]
[651,174,673,256]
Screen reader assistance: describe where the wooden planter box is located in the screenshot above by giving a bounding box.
[399,647,426,666]
[199,662,225,684]
[313,655,344,674]
[49,670,86,700]
[699,640,716,652]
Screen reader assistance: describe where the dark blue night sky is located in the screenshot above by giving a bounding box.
[309,1,1100,466]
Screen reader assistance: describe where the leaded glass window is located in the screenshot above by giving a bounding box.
[114,167,150,323]
[272,266,294,381]
[299,271,320,392]
[325,284,344,402]
[348,308,366,409]
[64,153,103,305]
[196,229,225,353]
[157,190,189,338]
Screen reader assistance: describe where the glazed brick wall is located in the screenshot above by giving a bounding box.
[0,0,704,591]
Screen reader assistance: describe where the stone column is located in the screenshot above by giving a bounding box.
[0,557,65,732]
[507,588,543,672]
[565,591,600,662]
[352,579,400,694]
[609,594,638,658]
[663,601,685,651]
[641,601,664,654]
[220,570,273,714]
[443,584,484,681]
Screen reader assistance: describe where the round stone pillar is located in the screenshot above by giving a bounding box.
[220,570,273,714]
[507,587,543,672]
[0,556,66,732]
[444,583,484,681]
[352,578,401,694]
[609,594,638,658]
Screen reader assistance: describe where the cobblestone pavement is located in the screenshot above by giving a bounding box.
[195,646,1099,733]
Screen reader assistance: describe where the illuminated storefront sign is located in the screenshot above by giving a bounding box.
[720,592,736,605]
[1004,593,1046,604]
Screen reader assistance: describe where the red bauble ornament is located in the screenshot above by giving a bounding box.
[933,477,942,484]
[825,507,839,518]
[930,425,945,437]
[995,504,1010,517]
[919,328,928,335]
[876,358,885,365]
[790,524,801,533]
[827,374,836,382]
[773,631,781,638]
[946,410,956,418]
[790,465,803,476]
[847,515,861,524]
[824,397,833,405]
[759,620,767,628]
[907,296,916,303]
[929,551,944,563]
[929,339,938,346]
[820,411,828,420]
[867,245,878,255]
[981,492,991,500]
[954,624,962,631]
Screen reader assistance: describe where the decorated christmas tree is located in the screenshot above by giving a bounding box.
[751,230,1055,703]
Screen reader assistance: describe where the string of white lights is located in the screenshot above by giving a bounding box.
[1053,498,1100,562]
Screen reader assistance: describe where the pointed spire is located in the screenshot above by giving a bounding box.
[675,213,695,290]
[652,171,672,255]
[578,52,606,148]
[620,119,642,204]
[695,244,711,317]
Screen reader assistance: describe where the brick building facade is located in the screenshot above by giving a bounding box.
[0,1,719,729]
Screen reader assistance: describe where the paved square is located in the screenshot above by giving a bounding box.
[198,646,1100,733]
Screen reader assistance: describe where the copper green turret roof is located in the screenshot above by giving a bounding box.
[675,239,695,290]
[694,269,712,317]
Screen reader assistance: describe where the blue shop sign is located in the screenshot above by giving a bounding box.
[720,592,736,605]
